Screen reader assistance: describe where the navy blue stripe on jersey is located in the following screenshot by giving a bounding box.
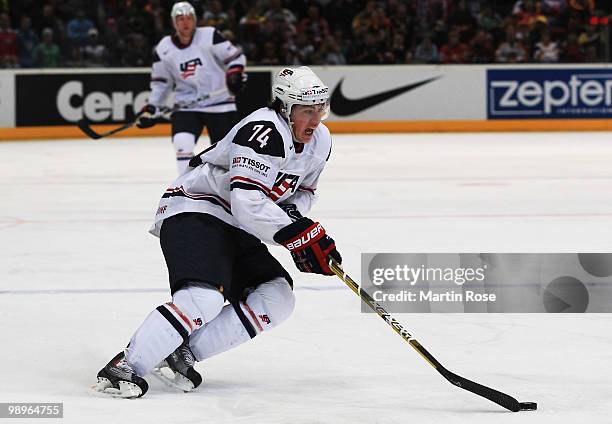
[189,142,218,167]
[223,51,243,64]
[208,100,236,107]
[156,305,189,343]
[326,141,332,161]
[163,186,232,214]
[230,181,268,195]
[230,176,271,195]
[298,186,315,195]
[231,302,257,338]
[153,51,161,63]
[233,121,285,158]
[212,29,226,44]
[151,77,168,83]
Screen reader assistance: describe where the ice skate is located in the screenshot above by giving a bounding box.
[152,342,202,392]
[93,351,149,398]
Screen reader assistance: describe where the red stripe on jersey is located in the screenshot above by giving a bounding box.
[165,186,231,209]
[298,186,315,195]
[166,302,193,332]
[230,176,271,195]
[242,301,264,333]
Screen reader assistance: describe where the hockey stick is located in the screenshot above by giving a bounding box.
[329,259,537,412]
[77,88,229,140]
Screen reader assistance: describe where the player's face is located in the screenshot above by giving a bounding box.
[290,104,327,143]
[174,14,196,38]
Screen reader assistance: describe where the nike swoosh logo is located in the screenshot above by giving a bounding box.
[330,76,441,116]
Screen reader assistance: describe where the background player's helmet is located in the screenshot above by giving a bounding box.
[272,67,330,122]
[171,2,197,23]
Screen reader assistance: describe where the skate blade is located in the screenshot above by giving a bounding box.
[151,366,195,393]
[91,377,143,399]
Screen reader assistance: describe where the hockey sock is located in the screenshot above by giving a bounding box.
[189,278,294,360]
[126,284,224,376]
[173,132,196,175]
[125,307,186,377]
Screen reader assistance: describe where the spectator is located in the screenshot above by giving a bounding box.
[293,32,315,64]
[202,0,229,30]
[413,34,440,63]
[144,0,166,42]
[533,31,560,62]
[64,45,83,67]
[66,9,93,47]
[121,33,150,67]
[259,40,280,66]
[578,24,601,51]
[297,5,329,43]
[264,0,297,27]
[440,30,470,63]
[320,35,346,65]
[81,27,106,67]
[582,44,600,62]
[117,2,155,46]
[389,3,414,43]
[34,27,60,67]
[477,4,502,33]
[352,32,384,64]
[38,4,64,44]
[561,31,584,62]
[101,18,124,67]
[0,12,18,67]
[352,1,378,37]
[238,5,264,40]
[448,0,477,40]
[470,29,495,63]
[495,26,527,62]
[388,33,406,63]
[16,15,38,68]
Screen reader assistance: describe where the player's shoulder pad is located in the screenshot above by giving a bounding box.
[212,29,227,44]
[233,120,285,158]
[155,36,173,57]
[195,27,215,44]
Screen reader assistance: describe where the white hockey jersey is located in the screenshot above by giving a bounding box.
[149,27,246,113]
[150,107,332,245]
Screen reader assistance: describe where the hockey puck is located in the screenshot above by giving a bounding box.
[519,402,538,411]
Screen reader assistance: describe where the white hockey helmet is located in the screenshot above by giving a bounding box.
[272,66,330,122]
[171,2,196,23]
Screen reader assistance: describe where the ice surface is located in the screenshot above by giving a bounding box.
[1,132,611,423]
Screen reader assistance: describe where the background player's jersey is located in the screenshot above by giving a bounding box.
[148,27,246,113]
[150,107,332,244]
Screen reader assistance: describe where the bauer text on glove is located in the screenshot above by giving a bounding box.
[273,217,342,275]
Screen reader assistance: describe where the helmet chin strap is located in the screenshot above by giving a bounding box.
[280,106,303,144]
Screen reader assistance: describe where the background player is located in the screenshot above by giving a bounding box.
[95,66,341,398]
[138,1,247,174]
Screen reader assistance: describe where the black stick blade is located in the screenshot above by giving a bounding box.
[520,402,538,411]
[77,119,103,140]
[439,367,525,412]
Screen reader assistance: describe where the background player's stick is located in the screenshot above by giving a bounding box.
[328,259,538,412]
[77,88,229,140]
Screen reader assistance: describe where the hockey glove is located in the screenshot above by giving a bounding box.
[137,104,163,129]
[279,203,303,222]
[226,66,247,95]
[273,217,342,276]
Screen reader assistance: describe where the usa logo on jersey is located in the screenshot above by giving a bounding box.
[180,58,203,79]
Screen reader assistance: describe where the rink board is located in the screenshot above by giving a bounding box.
[1,64,611,140]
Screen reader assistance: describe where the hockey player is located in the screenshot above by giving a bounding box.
[95,66,341,398]
[138,2,247,174]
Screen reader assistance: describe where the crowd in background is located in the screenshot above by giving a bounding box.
[0,0,611,68]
